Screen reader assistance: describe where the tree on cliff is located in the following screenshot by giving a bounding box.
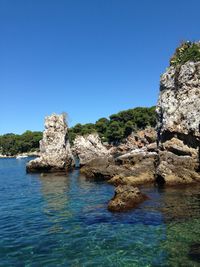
[69,106,156,144]
[106,121,124,144]
[170,41,200,66]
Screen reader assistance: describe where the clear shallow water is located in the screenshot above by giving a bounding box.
[0,158,200,267]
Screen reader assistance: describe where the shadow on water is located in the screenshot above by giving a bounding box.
[39,174,70,211]
[38,170,200,228]
[38,173,73,234]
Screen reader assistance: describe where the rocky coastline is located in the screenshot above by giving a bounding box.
[26,51,200,212]
[156,61,200,185]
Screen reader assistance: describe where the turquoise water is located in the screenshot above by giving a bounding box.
[0,158,200,266]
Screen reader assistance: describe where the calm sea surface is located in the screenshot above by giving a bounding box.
[0,158,200,267]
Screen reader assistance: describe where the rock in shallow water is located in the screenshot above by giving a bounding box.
[80,148,158,183]
[108,185,148,212]
[26,113,74,173]
[80,156,132,180]
[72,133,110,166]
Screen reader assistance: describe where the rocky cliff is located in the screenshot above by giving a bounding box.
[27,114,74,173]
[72,134,110,166]
[156,61,200,184]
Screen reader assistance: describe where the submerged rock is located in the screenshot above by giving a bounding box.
[156,61,200,184]
[108,185,147,212]
[72,133,110,166]
[26,113,74,173]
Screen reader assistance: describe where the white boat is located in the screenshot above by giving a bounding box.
[16,155,28,159]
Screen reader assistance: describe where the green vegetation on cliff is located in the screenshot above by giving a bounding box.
[170,41,200,66]
[69,106,156,144]
[0,131,42,156]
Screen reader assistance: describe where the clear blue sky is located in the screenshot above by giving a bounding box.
[1,0,200,134]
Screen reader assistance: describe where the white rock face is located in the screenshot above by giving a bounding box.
[27,114,74,172]
[72,133,109,166]
[157,62,200,137]
[156,61,200,184]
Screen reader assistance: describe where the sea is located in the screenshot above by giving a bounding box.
[0,158,200,266]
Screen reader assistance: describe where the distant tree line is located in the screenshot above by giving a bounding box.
[0,131,42,156]
[0,106,156,155]
[69,106,156,144]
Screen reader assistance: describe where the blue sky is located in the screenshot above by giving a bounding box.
[1,0,200,134]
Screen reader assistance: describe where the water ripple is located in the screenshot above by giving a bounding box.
[0,158,200,266]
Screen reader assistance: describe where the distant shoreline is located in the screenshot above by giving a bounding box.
[0,152,40,159]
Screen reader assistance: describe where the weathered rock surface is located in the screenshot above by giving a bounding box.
[27,114,74,173]
[80,156,133,180]
[108,185,148,212]
[77,129,157,184]
[81,147,158,185]
[72,134,110,166]
[110,127,156,156]
[156,61,200,184]
[109,148,157,186]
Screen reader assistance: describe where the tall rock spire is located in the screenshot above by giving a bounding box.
[26,113,74,173]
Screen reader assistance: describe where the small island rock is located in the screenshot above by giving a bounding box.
[26,113,74,173]
[108,185,147,212]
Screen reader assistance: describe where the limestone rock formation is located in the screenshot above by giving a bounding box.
[80,147,157,185]
[108,185,147,212]
[108,148,157,186]
[110,127,157,156]
[72,133,110,166]
[78,128,157,182]
[27,114,74,173]
[80,156,135,180]
[156,61,200,184]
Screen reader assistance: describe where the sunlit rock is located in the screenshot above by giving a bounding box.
[156,61,200,184]
[27,113,74,173]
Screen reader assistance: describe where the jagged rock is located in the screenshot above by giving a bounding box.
[108,185,147,212]
[156,151,200,185]
[146,142,157,152]
[109,173,155,187]
[115,147,157,164]
[81,147,158,184]
[75,129,157,181]
[110,127,156,156]
[26,114,74,173]
[80,156,135,180]
[156,60,200,184]
[136,127,157,144]
[72,134,110,166]
[157,61,200,137]
[163,138,197,157]
[109,149,157,186]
